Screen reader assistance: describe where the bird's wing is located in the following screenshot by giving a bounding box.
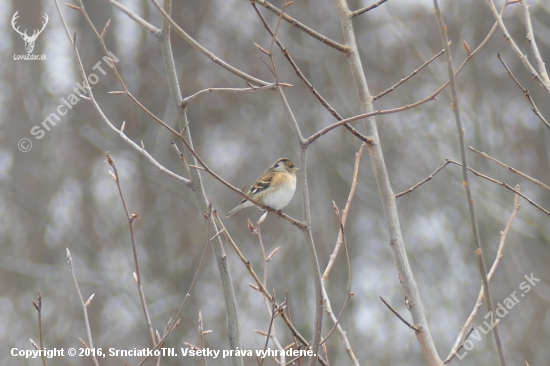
[248,171,275,195]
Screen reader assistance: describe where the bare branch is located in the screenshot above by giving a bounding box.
[105,152,156,347]
[150,0,269,86]
[180,84,284,108]
[448,160,549,215]
[444,328,475,365]
[433,3,506,363]
[520,0,550,86]
[469,147,550,191]
[213,212,329,366]
[319,205,357,364]
[253,0,349,54]
[484,0,550,95]
[497,54,550,130]
[334,0,442,364]
[103,0,161,39]
[380,296,420,332]
[349,0,388,18]
[396,160,452,198]
[323,143,365,280]
[373,48,445,101]
[32,290,48,366]
[65,249,100,366]
[445,188,520,364]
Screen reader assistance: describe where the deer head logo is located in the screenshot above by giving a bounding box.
[12,11,49,54]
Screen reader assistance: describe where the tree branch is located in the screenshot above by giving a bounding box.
[497,54,550,130]
[150,0,270,86]
[252,0,350,54]
[433,3,506,364]
[349,0,388,18]
[484,0,550,95]
[334,0,442,364]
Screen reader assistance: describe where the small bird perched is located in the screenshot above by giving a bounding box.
[225,158,299,217]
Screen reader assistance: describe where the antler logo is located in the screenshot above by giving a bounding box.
[12,11,49,54]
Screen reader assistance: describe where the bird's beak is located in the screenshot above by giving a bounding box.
[293,167,300,172]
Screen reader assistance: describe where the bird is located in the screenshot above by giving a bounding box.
[225,158,299,217]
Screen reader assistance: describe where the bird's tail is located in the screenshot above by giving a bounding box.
[224,202,243,217]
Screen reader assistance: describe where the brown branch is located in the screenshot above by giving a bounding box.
[323,143,365,280]
[380,296,420,332]
[320,204,354,352]
[150,0,270,86]
[433,2,506,364]
[520,0,550,86]
[445,188,520,364]
[136,240,209,366]
[497,54,550,130]
[485,0,550,95]
[448,159,548,215]
[252,0,349,54]
[469,146,550,191]
[105,152,156,347]
[213,212,329,366]
[65,249,100,366]
[59,2,191,186]
[103,0,161,39]
[444,327,475,365]
[31,290,48,366]
[349,0,388,18]
[396,160,452,198]
[373,48,445,101]
[251,2,371,144]
[305,18,499,146]
[180,84,285,108]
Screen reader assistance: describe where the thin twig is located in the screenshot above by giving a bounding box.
[323,143,365,280]
[31,290,48,366]
[276,87,325,366]
[150,0,269,86]
[444,327,475,365]
[469,147,550,191]
[433,2,506,365]
[57,2,191,186]
[258,293,278,366]
[395,160,452,198]
[250,217,285,365]
[157,3,244,363]
[448,160,549,215]
[104,0,161,38]
[373,48,445,101]
[445,188,520,364]
[334,0,442,363]
[198,312,208,366]
[320,204,354,349]
[180,84,285,108]
[349,0,388,18]
[496,54,550,130]
[136,238,210,366]
[305,18,500,146]
[65,249,100,366]
[520,0,550,86]
[106,152,156,347]
[485,0,550,95]
[251,2,370,144]
[380,296,420,332]
[433,5,506,366]
[213,212,329,366]
[252,0,349,54]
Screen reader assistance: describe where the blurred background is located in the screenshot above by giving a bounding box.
[1,0,549,365]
